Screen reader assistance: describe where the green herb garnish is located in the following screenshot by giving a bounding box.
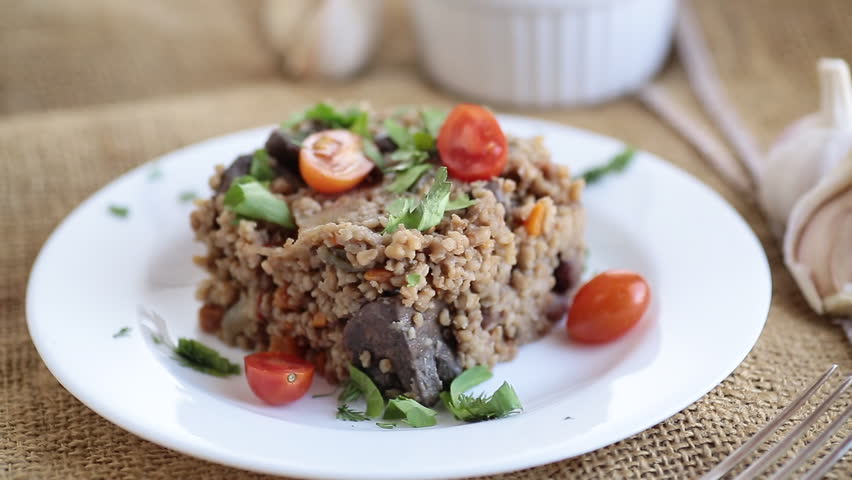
[223,179,295,228]
[406,273,421,287]
[446,193,477,211]
[347,364,385,417]
[449,365,492,402]
[178,191,198,203]
[383,396,438,428]
[384,118,413,148]
[148,166,163,181]
[362,138,385,169]
[349,111,371,137]
[250,149,276,182]
[337,379,361,404]
[387,163,432,194]
[108,204,129,218]
[441,367,522,422]
[376,422,397,429]
[336,405,369,422]
[384,167,474,233]
[112,326,131,338]
[421,109,447,138]
[173,338,240,377]
[579,147,636,185]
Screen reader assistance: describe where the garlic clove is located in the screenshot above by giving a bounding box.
[784,150,852,316]
[760,58,852,237]
[261,0,383,80]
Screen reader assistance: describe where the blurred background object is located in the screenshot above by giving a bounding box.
[261,0,384,81]
[409,0,678,108]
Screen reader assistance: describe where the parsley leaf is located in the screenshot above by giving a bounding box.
[337,405,369,422]
[376,422,397,429]
[347,364,385,417]
[446,193,477,211]
[383,167,476,233]
[406,273,421,287]
[421,109,447,138]
[383,396,438,428]
[580,147,636,185]
[412,131,435,151]
[112,326,131,338]
[223,179,295,228]
[387,163,432,193]
[389,149,429,165]
[250,149,276,182]
[362,138,385,169]
[173,338,240,377]
[108,204,129,218]
[384,118,412,148]
[349,111,370,137]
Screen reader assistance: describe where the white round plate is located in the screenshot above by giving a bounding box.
[27,115,771,480]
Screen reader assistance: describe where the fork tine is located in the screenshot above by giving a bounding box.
[767,400,852,480]
[800,433,852,480]
[732,374,852,479]
[698,364,838,480]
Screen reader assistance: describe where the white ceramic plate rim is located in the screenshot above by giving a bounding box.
[27,115,771,479]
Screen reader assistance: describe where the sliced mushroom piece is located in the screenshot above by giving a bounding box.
[215,154,252,195]
[264,130,302,173]
[553,256,582,294]
[343,298,461,406]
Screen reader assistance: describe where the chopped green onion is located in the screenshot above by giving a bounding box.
[383,396,438,428]
[406,273,421,287]
[250,149,276,182]
[579,147,636,185]
[347,364,385,418]
[108,204,129,218]
[173,338,240,377]
[449,365,492,402]
[223,180,295,229]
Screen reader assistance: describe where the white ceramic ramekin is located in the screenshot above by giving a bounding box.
[408,0,678,108]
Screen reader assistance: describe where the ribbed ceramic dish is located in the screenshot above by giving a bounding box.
[409,0,677,108]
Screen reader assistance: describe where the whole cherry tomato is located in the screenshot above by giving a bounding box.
[567,270,651,344]
[437,104,508,181]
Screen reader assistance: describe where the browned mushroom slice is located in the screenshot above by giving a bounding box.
[215,154,252,195]
[343,298,461,406]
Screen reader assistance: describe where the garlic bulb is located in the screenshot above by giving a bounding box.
[261,0,383,80]
[784,150,852,316]
[759,58,852,236]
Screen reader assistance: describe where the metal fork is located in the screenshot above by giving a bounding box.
[700,365,852,480]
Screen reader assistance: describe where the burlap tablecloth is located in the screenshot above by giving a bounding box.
[2,0,851,478]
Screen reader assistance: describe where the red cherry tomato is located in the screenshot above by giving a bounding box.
[437,104,508,181]
[245,352,315,405]
[567,270,651,344]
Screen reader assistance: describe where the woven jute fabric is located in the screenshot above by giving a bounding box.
[2,0,852,478]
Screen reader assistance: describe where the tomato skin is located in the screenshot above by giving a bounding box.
[437,104,508,181]
[245,352,315,405]
[299,129,374,194]
[567,270,651,344]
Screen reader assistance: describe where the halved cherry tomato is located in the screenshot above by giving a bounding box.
[244,352,315,405]
[437,104,508,181]
[567,270,651,344]
[299,129,374,194]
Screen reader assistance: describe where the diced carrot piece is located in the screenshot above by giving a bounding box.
[269,334,304,357]
[365,268,393,282]
[311,312,328,328]
[273,286,291,311]
[524,201,546,236]
[199,304,224,333]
